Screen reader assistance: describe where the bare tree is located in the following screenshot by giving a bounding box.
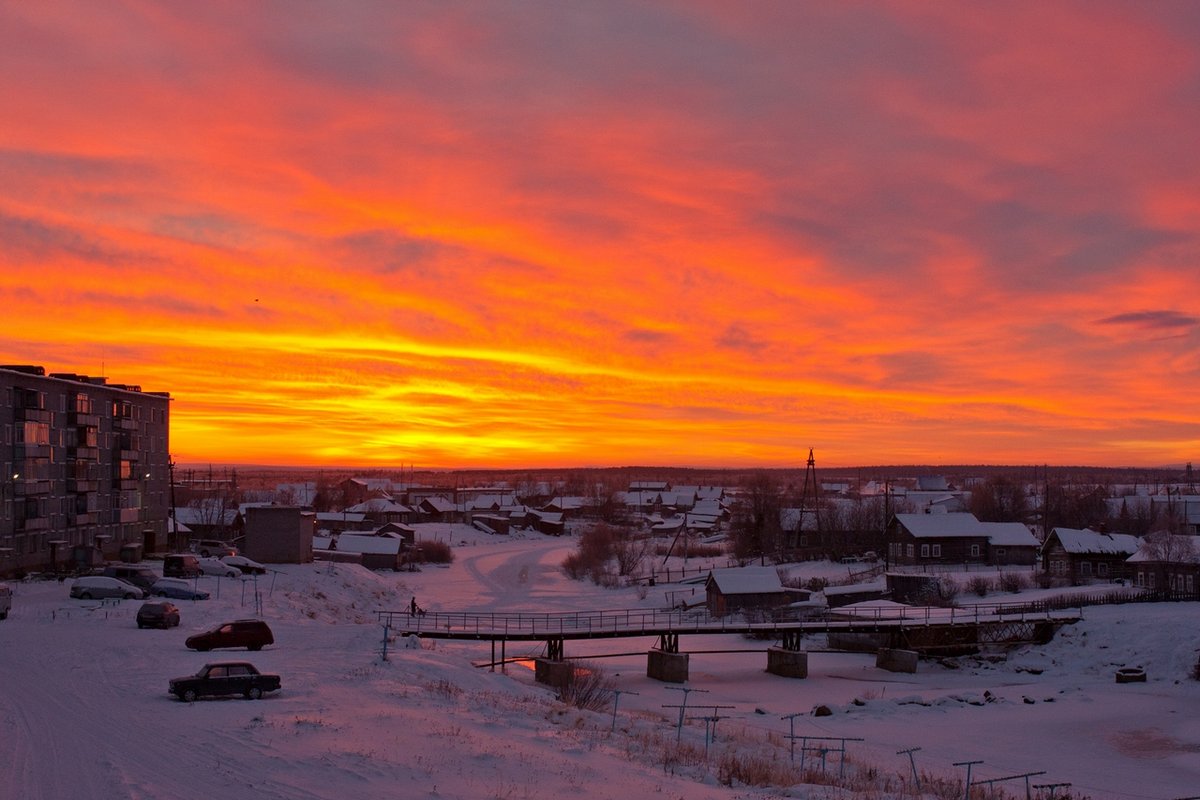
[969,475,1029,522]
[729,472,784,563]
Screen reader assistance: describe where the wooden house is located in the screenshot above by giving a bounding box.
[1041,527,1140,585]
[979,522,1041,566]
[887,513,989,565]
[705,566,793,618]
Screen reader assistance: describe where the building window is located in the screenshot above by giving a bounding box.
[920,544,930,558]
[1080,562,1092,576]
[931,544,941,557]
[906,544,914,558]
[1148,573,1155,589]
[969,544,980,558]
[1188,575,1195,593]
[1136,570,1144,587]
[1098,562,1108,577]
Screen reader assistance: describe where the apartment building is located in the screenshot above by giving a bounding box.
[1,365,170,577]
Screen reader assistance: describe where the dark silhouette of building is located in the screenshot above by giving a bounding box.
[1,365,170,576]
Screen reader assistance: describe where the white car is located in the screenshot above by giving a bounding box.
[221,555,267,575]
[197,557,241,578]
[70,576,145,600]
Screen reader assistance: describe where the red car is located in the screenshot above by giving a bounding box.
[185,619,274,651]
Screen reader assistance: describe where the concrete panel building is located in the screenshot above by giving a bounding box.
[1,364,171,577]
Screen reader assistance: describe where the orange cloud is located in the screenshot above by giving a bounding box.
[2,2,1199,468]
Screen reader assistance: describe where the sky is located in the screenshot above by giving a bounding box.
[2,1,1199,469]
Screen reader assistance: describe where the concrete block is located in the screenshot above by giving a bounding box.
[534,658,574,689]
[876,648,919,673]
[647,648,689,683]
[766,647,808,678]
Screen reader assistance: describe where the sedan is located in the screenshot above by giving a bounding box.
[221,555,267,575]
[197,557,241,578]
[151,577,211,601]
[70,576,145,600]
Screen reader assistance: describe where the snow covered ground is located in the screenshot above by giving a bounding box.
[2,524,1199,800]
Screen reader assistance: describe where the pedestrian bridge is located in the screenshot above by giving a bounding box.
[377,602,1082,682]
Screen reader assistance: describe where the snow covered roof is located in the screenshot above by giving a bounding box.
[893,513,986,538]
[420,497,456,513]
[346,499,411,514]
[980,522,1040,547]
[328,534,402,555]
[706,566,785,595]
[1049,528,1141,556]
[1126,534,1200,563]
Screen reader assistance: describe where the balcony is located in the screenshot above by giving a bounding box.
[14,480,52,496]
[118,508,141,524]
[116,418,138,431]
[119,450,140,462]
[15,444,52,460]
[113,479,139,491]
[74,512,100,526]
[72,447,100,461]
[69,412,100,427]
[68,478,99,493]
[16,408,53,423]
[18,516,50,532]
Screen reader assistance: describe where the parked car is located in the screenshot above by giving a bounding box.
[221,555,267,575]
[0,584,11,620]
[101,564,160,595]
[151,578,210,601]
[197,557,241,578]
[185,619,274,652]
[163,553,202,578]
[192,539,239,557]
[70,576,145,600]
[137,601,181,629]
[169,661,281,702]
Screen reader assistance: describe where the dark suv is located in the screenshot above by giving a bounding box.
[101,565,160,596]
[185,619,274,651]
[137,601,181,629]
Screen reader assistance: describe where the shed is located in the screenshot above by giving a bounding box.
[704,566,790,618]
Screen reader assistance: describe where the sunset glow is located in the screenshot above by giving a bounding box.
[3,2,1199,468]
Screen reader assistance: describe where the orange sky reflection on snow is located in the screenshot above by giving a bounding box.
[2,2,1199,468]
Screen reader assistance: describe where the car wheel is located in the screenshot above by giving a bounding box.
[137,622,145,629]
[80,592,93,600]
[124,593,136,599]
[246,687,262,700]
[248,644,262,651]
[182,689,197,703]
[196,645,210,652]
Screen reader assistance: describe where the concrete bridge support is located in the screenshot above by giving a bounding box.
[534,658,574,689]
[647,648,689,683]
[876,648,919,673]
[766,647,808,678]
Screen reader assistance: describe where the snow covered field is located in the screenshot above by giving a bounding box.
[2,525,1199,800]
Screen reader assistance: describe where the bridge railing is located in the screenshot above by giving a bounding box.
[377,598,1081,637]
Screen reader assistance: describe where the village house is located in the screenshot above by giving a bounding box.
[979,521,1042,565]
[1040,527,1140,585]
[1126,533,1200,593]
[705,566,801,618]
[887,513,990,565]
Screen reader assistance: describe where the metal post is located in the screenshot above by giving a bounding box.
[381,621,390,661]
[898,747,922,790]
[610,689,639,732]
[954,760,982,800]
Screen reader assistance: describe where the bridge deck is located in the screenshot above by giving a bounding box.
[378,604,1081,642]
